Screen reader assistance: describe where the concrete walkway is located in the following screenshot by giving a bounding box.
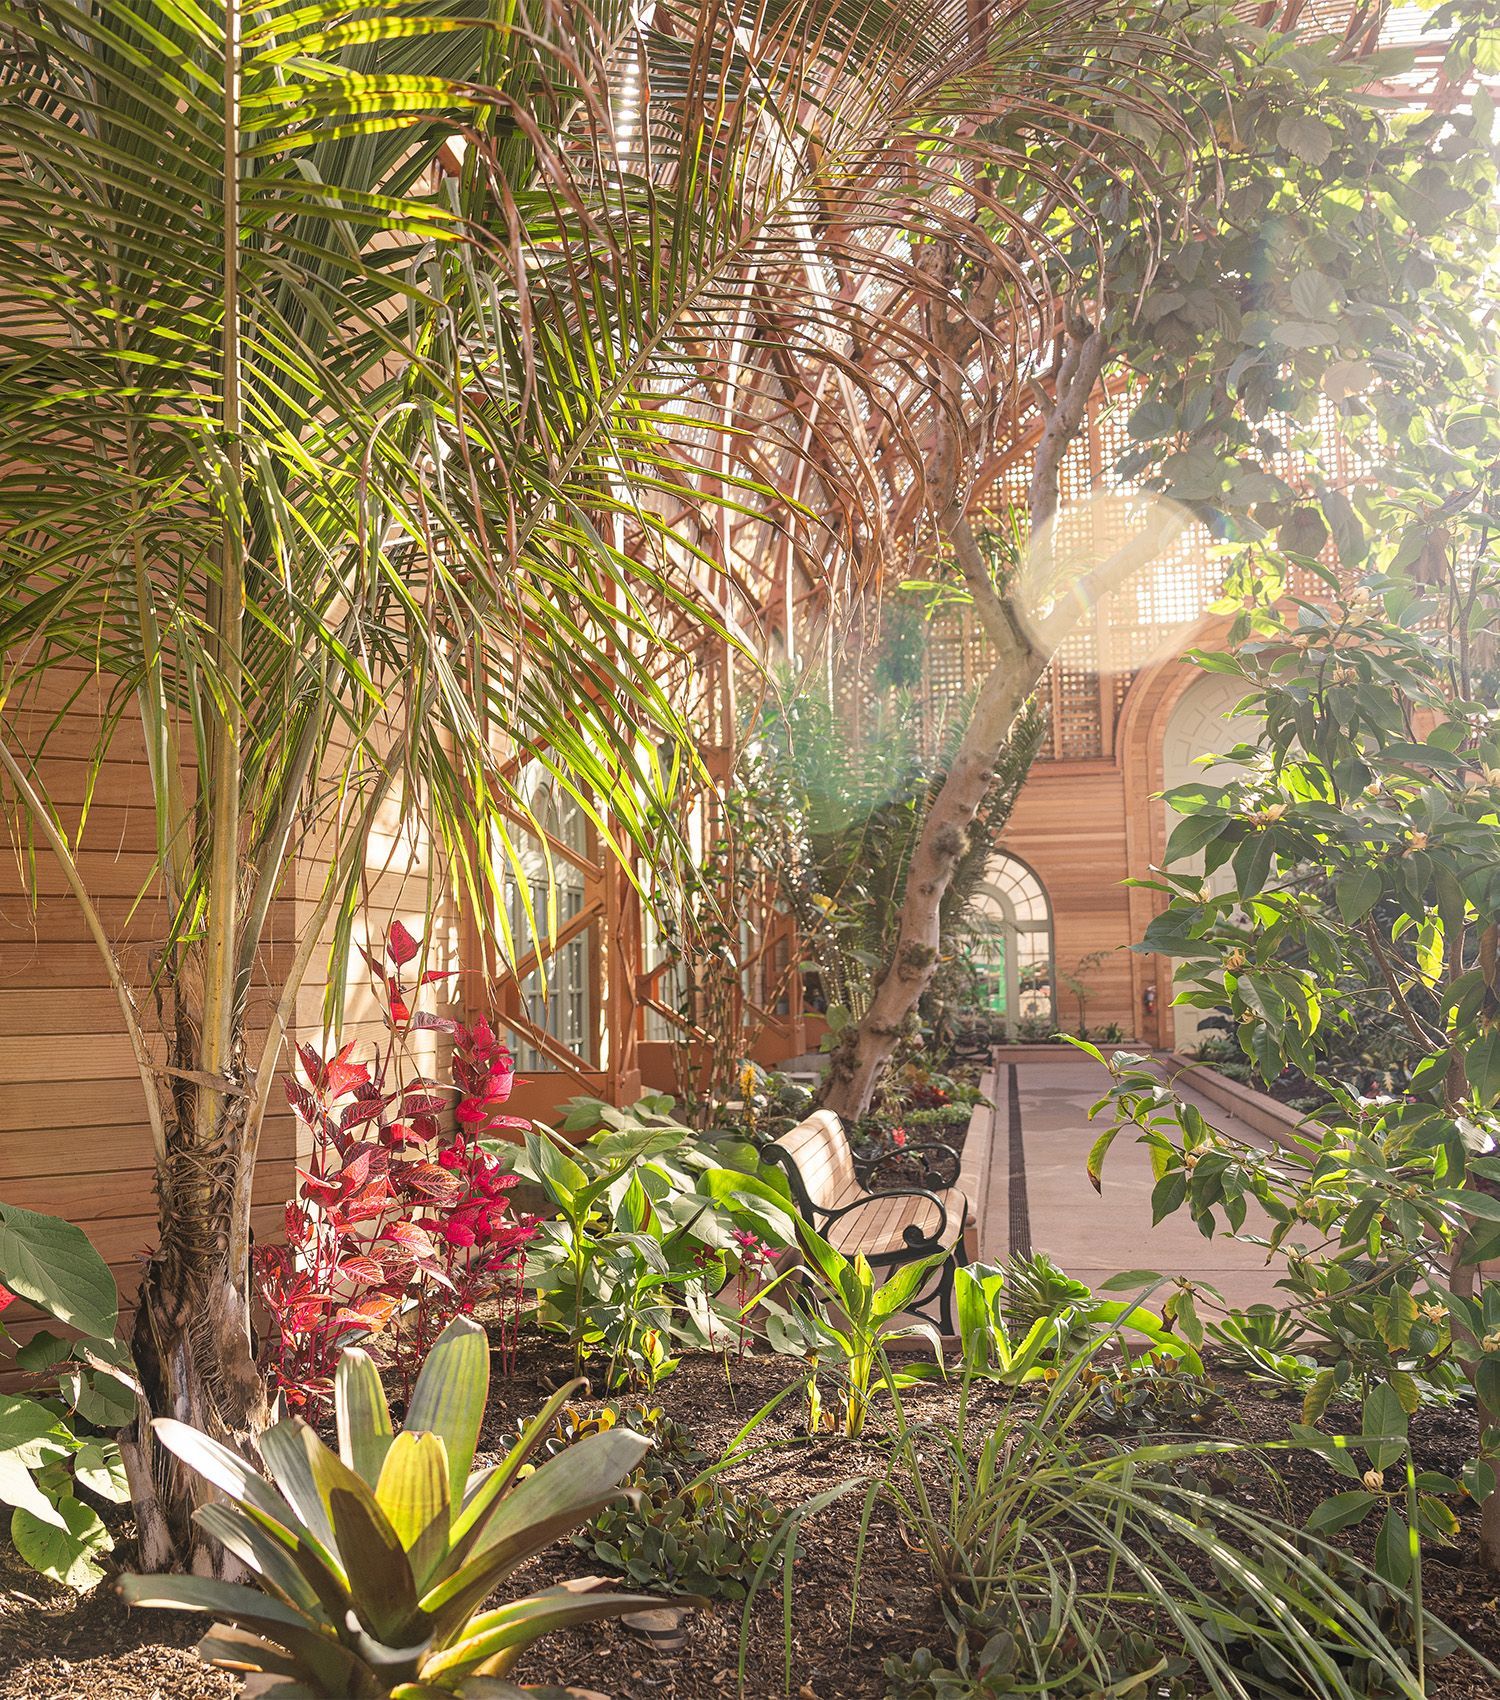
[977,1052,1289,1310]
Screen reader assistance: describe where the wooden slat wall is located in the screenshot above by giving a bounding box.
[0,668,301,1332]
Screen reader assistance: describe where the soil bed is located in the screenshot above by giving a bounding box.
[4,1341,1499,1700]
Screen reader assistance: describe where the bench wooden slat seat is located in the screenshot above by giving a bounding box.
[762,1109,968,1331]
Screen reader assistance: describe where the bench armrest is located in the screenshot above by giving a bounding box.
[855,1140,961,1190]
[819,1185,957,1252]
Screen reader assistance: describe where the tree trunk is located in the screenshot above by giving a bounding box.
[120,1007,269,1575]
[815,313,1155,1120]
[820,638,1045,1118]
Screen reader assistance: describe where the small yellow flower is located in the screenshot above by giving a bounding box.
[1184,1151,1200,1171]
[1403,830,1429,854]
[1224,949,1247,971]
[1482,1329,1500,1355]
[1247,803,1288,827]
[1421,1301,1447,1326]
[1362,1469,1385,1492]
[1238,1010,1258,1026]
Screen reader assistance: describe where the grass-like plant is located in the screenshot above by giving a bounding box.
[873,1342,1492,1699]
[120,1318,688,1695]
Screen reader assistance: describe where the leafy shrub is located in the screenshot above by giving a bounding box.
[0,1202,135,1588]
[256,923,536,1411]
[514,1102,796,1387]
[121,1318,690,1695]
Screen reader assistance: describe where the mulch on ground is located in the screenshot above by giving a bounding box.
[4,1342,1500,1700]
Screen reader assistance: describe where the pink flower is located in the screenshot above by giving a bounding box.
[891,1128,907,1149]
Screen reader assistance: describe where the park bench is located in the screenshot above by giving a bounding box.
[761,1109,969,1332]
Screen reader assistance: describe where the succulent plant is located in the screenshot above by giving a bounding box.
[120,1317,691,1696]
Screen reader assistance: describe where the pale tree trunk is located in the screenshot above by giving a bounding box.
[820,571,1048,1115]
[821,315,1194,1120]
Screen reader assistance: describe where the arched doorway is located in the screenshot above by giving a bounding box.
[967,853,1055,1038]
[1159,670,1260,1048]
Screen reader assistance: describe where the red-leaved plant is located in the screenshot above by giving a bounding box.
[255,922,537,1411]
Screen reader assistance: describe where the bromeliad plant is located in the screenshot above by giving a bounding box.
[257,926,536,1413]
[121,1318,684,1695]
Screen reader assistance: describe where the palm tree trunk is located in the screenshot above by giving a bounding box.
[122,1004,269,1574]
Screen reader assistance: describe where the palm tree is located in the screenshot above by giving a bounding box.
[0,0,1187,1566]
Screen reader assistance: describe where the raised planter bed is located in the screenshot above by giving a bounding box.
[1161,1053,1314,1151]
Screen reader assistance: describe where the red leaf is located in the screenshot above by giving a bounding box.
[401,1092,448,1116]
[403,1162,466,1205]
[381,1219,438,1259]
[342,1178,395,1223]
[387,920,421,966]
[331,1293,401,1336]
[338,1255,387,1285]
[323,1048,371,1102]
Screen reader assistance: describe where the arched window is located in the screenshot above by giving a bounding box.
[965,853,1055,1037]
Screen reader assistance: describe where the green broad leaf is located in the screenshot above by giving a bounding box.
[1376,1287,1418,1351]
[1335,867,1382,925]
[1163,811,1231,866]
[1361,1382,1409,1470]
[1276,113,1334,165]
[1302,1368,1338,1426]
[1085,1123,1121,1194]
[1151,1169,1188,1224]
[1288,1422,1360,1479]
[872,1251,946,1323]
[299,1423,419,1642]
[376,1432,452,1589]
[0,1449,70,1529]
[405,1317,489,1511]
[0,1203,118,1339]
[335,1348,394,1486]
[1304,1490,1377,1535]
[73,1439,130,1503]
[1374,1507,1414,1589]
[192,1501,327,1618]
[14,1331,71,1374]
[118,1573,363,1690]
[419,1582,688,1683]
[12,1490,111,1589]
[0,1393,76,1469]
[1099,1271,1164,1292]
[1470,1031,1500,1108]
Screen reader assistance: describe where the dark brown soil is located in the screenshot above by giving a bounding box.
[4,1344,1500,1700]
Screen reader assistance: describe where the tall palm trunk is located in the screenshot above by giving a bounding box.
[121,972,269,1572]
